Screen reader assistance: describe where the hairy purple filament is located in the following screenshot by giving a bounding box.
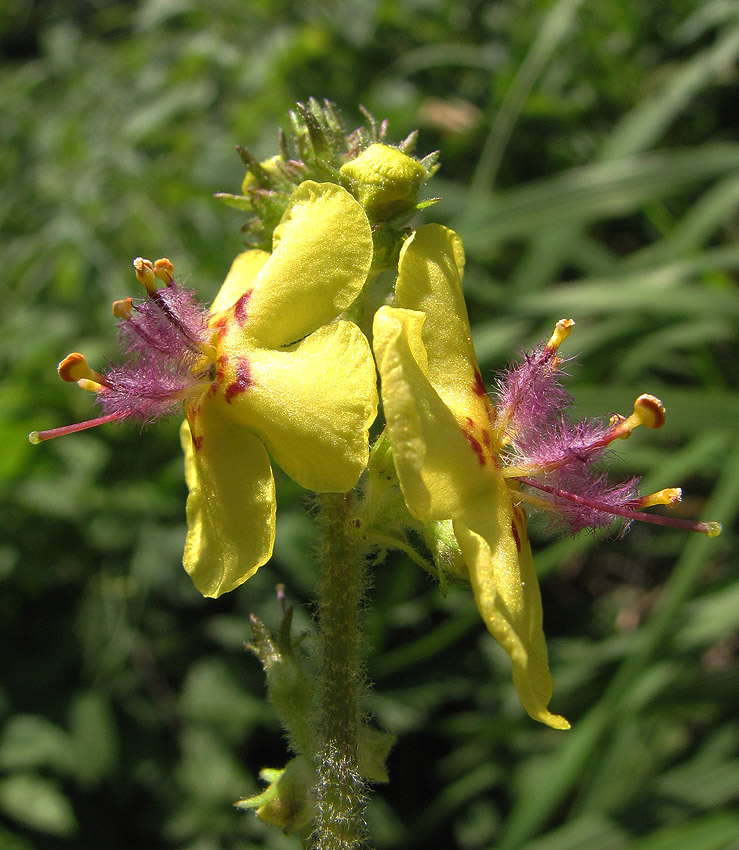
[516,476,718,536]
[119,284,209,361]
[30,270,214,445]
[491,325,719,536]
[494,340,572,444]
[97,280,213,423]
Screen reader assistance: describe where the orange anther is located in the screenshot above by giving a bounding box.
[58,352,99,384]
[154,258,174,284]
[112,297,134,319]
[610,394,667,441]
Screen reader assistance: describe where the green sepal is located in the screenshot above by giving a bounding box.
[361,429,419,539]
[213,192,254,212]
[292,99,346,164]
[397,128,419,154]
[419,150,441,178]
[423,519,468,582]
[236,145,278,189]
[235,755,314,835]
[357,726,396,783]
[234,768,282,811]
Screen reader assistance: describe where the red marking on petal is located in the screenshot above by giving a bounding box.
[225,358,252,403]
[511,519,521,552]
[233,291,252,326]
[472,369,487,397]
[462,417,488,465]
[211,315,228,343]
[463,428,486,466]
[185,405,204,451]
[209,356,228,396]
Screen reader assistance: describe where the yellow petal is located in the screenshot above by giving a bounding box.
[454,496,569,730]
[373,305,492,522]
[244,181,373,349]
[181,400,276,598]
[395,224,491,427]
[218,320,378,493]
[210,249,271,315]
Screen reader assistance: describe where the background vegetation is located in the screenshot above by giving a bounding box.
[1,1,737,848]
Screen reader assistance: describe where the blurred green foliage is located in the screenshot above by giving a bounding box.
[1,0,737,848]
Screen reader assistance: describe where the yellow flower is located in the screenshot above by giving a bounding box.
[372,224,569,730]
[31,181,378,599]
[182,181,379,597]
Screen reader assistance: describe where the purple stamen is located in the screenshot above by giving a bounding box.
[494,327,655,534]
[494,342,572,444]
[516,476,719,535]
[31,271,216,444]
[119,282,210,362]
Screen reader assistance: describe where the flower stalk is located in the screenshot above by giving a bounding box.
[313,493,368,850]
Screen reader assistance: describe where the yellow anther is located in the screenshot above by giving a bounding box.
[133,257,157,294]
[545,318,575,354]
[637,488,682,508]
[112,297,134,319]
[154,258,174,284]
[77,378,103,393]
[612,394,667,440]
[632,394,666,429]
[58,352,102,384]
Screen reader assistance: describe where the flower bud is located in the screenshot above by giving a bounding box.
[241,154,285,195]
[236,756,313,834]
[340,143,426,219]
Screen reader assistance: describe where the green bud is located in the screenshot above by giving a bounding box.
[241,154,285,194]
[424,519,468,580]
[340,143,427,219]
[236,756,314,834]
[224,102,439,248]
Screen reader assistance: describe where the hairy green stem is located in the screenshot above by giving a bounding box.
[312,493,368,850]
